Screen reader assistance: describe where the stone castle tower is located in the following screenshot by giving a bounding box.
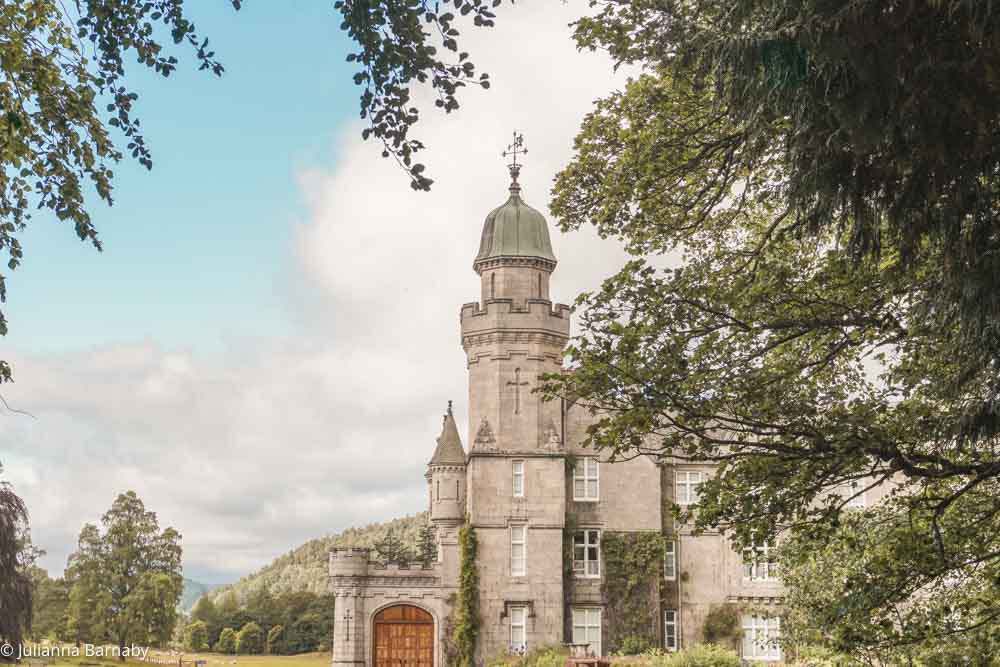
[459,159,572,654]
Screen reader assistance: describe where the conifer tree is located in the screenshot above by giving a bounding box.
[373,528,413,566]
[416,524,437,567]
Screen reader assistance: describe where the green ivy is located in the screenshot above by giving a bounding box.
[601,531,667,653]
[452,522,480,667]
[701,604,742,649]
[562,513,579,642]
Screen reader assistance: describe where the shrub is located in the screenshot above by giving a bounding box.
[615,644,741,667]
[235,621,264,654]
[786,645,861,666]
[485,646,569,667]
[663,644,740,667]
[213,627,237,654]
[617,635,655,655]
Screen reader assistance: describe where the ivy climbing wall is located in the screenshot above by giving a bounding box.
[600,531,667,653]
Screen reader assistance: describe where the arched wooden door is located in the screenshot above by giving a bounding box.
[372,604,434,667]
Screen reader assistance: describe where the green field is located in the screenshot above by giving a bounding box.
[148,652,329,667]
[30,650,329,667]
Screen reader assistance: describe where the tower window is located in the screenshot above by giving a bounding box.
[510,525,527,576]
[491,273,496,299]
[512,460,525,497]
[573,458,599,501]
[537,273,542,298]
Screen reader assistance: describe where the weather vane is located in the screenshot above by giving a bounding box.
[502,131,527,190]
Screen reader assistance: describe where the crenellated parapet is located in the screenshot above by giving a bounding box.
[460,298,571,351]
[329,547,371,578]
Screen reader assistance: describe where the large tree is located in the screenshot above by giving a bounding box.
[29,567,70,641]
[65,491,183,658]
[0,463,32,662]
[190,595,221,646]
[534,67,1000,661]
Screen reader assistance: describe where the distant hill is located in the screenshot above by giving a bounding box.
[207,512,429,604]
[179,578,218,612]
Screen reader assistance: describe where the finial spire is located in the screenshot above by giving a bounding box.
[501,131,527,195]
[447,400,453,416]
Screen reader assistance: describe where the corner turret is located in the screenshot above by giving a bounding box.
[426,401,467,523]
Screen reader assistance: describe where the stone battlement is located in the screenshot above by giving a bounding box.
[369,561,439,573]
[330,548,443,578]
[460,299,571,345]
[329,548,371,577]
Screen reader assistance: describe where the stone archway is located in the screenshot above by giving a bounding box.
[372,604,434,667]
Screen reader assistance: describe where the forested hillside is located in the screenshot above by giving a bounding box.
[180,579,217,612]
[208,512,428,603]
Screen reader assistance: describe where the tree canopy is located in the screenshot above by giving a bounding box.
[0,0,237,384]
[538,64,1000,662]
[0,463,32,661]
[65,491,183,658]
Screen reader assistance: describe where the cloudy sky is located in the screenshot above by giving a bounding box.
[0,1,631,584]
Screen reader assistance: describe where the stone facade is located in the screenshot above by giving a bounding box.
[329,169,797,665]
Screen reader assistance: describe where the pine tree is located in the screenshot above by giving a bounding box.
[373,528,413,566]
[416,524,437,567]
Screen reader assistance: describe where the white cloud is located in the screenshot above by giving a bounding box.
[0,0,631,583]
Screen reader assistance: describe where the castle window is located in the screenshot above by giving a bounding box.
[573,529,601,578]
[509,606,527,655]
[510,525,527,576]
[741,615,781,661]
[571,608,602,657]
[834,480,867,508]
[512,460,525,497]
[573,458,599,501]
[742,542,777,582]
[663,540,676,581]
[675,471,703,505]
[663,610,678,651]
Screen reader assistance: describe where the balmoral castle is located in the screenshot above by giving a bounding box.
[329,155,808,666]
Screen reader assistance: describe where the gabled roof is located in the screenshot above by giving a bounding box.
[429,404,466,466]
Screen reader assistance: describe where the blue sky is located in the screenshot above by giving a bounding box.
[1,1,633,585]
[6,2,354,353]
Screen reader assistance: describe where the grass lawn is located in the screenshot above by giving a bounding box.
[37,651,329,667]
[150,652,330,667]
